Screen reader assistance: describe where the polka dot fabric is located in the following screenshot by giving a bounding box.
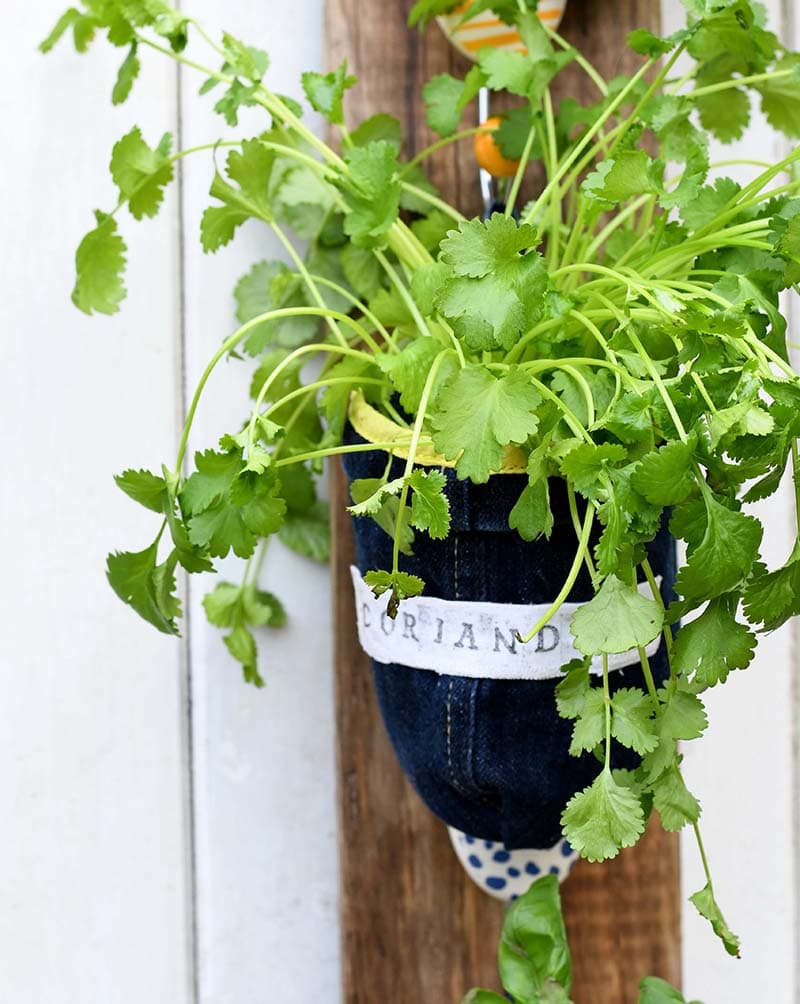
[448,825,578,901]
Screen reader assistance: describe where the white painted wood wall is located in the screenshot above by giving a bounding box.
[2,2,796,1001]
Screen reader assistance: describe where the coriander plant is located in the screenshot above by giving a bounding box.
[44,0,800,959]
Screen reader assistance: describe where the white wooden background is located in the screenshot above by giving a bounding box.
[2,2,797,1001]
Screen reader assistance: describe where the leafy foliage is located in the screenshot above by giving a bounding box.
[49,0,800,967]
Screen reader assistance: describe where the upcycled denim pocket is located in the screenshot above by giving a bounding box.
[342,430,676,849]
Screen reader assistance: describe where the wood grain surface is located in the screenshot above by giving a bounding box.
[328,2,681,1000]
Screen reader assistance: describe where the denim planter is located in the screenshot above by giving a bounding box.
[342,430,676,849]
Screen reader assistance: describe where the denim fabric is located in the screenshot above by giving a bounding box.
[342,429,677,849]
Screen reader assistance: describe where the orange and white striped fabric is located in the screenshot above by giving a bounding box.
[437,1,567,60]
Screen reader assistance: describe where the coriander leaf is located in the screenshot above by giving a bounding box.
[181,447,286,559]
[200,140,276,252]
[569,687,606,756]
[114,468,168,512]
[680,177,741,230]
[301,61,356,124]
[673,496,762,603]
[220,31,269,81]
[555,657,592,720]
[690,883,740,958]
[631,438,696,505]
[627,29,674,57]
[560,443,626,497]
[234,260,318,353]
[224,623,263,687]
[509,478,553,541]
[365,569,425,619]
[478,48,532,97]
[110,127,173,220]
[203,582,243,627]
[652,765,701,831]
[349,478,414,555]
[350,113,402,149]
[423,73,466,137]
[671,594,755,689]
[561,769,645,862]
[279,500,330,561]
[696,86,749,143]
[72,211,127,315]
[571,574,664,656]
[744,556,800,631]
[408,469,451,539]
[582,151,663,208]
[348,477,405,516]
[435,215,547,348]
[40,8,100,53]
[496,874,573,1003]
[377,338,454,414]
[242,587,287,628]
[659,686,708,741]
[340,141,400,248]
[611,688,658,755]
[431,365,541,482]
[112,43,140,104]
[756,56,800,139]
[639,976,702,1004]
[107,540,180,635]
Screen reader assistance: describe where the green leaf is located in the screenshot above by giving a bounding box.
[422,73,466,137]
[302,61,356,124]
[234,260,318,353]
[203,582,243,627]
[673,496,762,603]
[40,8,100,53]
[680,177,741,230]
[560,443,627,497]
[671,594,756,689]
[114,468,168,512]
[408,470,451,539]
[112,43,141,104]
[496,875,573,1002]
[364,569,425,619]
[571,575,664,656]
[627,29,674,57]
[569,687,606,756]
[340,141,401,249]
[639,976,702,1004]
[350,113,403,149]
[478,48,533,96]
[611,688,658,755]
[348,477,405,516]
[582,151,663,208]
[349,478,414,555]
[690,882,740,958]
[756,56,800,139]
[561,769,645,863]
[107,540,180,635]
[224,623,263,687]
[631,438,696,505]
[200,140,276,252]
[279,500,330,561]
[72,211,127,315]
[555,658,592,720]
[110,127,173,220]
[652,765,701,831]
[659,686,708,741]
[181,447,286,559]
[377,338,454,414]
[431,365,541,482]
[509,478,553,542]
[744,556,800,632]
[696,85,749,143]
[434,215,547,349]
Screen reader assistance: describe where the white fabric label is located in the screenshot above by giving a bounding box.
[351,566,663,681]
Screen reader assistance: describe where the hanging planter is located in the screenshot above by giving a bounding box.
[343,392,676,850]
[45,0,800,974]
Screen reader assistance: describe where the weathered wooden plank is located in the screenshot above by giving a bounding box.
[329,2,681,1000]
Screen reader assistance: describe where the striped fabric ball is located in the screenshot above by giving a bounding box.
[437,1,567,60]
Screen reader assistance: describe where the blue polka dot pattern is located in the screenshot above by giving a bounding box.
[448,826,579,902]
